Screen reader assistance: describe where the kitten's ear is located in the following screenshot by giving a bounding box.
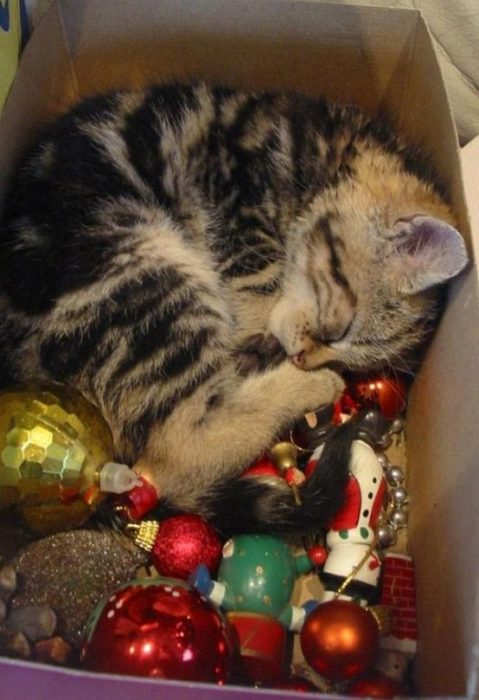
[390,215,469,295]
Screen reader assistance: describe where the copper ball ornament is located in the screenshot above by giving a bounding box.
[300,600,379,681]
[82,577,234,683]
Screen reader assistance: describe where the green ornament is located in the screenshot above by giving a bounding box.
[217,534,310,617]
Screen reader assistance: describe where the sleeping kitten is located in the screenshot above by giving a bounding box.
[0,82,468,535]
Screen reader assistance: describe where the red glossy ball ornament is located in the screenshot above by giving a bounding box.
[82,578,234,683]
[152,514,223,579]
[271,674,318,692]
[348,376,407,419]
[300,600,379,681]
[346,671,406,697]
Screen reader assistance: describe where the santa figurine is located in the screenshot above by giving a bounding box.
[306,409,391,606]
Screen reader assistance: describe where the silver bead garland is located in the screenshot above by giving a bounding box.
[374,419,410,549]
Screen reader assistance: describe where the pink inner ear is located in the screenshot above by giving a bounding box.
[391,215,469,294]
[395,217,447,255]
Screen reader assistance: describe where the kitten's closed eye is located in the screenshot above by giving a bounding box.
[234,333,287,375]
[312,319,354,345]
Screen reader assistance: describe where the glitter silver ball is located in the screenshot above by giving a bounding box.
[391,486,409,506]
[376,523,398,547]
[389,508,409,528]
[386,465,404,486]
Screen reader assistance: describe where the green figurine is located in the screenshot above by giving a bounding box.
[190,534,318,683]
[190,534,316,631]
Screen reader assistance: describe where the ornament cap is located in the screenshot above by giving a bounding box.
[126,520,160,552]
[99,462,142,494]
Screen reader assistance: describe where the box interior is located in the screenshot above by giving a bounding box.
[0,0,478,696]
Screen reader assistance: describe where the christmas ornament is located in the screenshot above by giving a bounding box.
[120,476,159,520]
[190,534,316,683]
[375,458,409,548]
[346,670,406,697]
[270,674,318,691]
[0,386,140,534]
[347,376,407,419]
[0,562,73,664]
[242,455,280,479]
[8,529,148,647]
[269,441,305,504]
[127,514,223,579]
[82,577,234,683]
[376,553,417,682]
[306,409,389,606]
[300,600,379,681]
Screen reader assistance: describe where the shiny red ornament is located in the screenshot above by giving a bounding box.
[300,600,379,681]
[348,376,407,419]
[152,514,223,579]
[270,674,318,692]
[346,671,406,697]
[124,477,159,519]
[82,578,234,683]
[307,544,328,567]
[242,456,280,479]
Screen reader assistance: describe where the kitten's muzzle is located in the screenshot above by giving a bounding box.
[290,344,339,370]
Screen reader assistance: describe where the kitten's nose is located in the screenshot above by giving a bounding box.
[291,350,306,368]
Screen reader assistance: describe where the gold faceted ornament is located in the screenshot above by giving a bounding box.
[0,385,115,535]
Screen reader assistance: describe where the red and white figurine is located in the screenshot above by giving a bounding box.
[307,410,390,606]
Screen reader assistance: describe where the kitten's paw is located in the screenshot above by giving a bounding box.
[234,333,287,375]
[290,366,345,412]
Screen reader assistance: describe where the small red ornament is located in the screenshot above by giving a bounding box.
[124,477,159,519]
[270,674,318,692]
[346,671,406,697]
[307,544,328,567]
[300,600,379,681]
[152,514,223,579]
[82,578,234,683]
[242,456,280,479]
[348,376,407,419]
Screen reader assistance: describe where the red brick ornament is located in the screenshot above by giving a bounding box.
[376,553,417,682]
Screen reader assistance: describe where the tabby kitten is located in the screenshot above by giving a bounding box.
[0,82,467,535]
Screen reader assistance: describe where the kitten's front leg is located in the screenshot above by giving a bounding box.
[138,362,344,510]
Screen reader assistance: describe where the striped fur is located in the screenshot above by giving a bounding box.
[0,83,467,534]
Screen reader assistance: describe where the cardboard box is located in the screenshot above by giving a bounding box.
[0,0,26,112]
[0,0,478,697]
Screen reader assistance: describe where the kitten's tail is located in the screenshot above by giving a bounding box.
[197,419,354,537]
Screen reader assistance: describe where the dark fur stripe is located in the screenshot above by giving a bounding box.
[119,360,220,458]
[319,216,357,303]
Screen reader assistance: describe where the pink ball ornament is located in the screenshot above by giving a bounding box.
[82,578,234,683]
